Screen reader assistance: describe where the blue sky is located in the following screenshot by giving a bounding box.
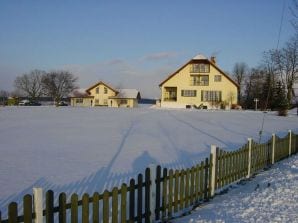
[0,0,295,97]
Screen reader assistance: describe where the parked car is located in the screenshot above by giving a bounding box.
[58,101,68,106]
[28,101,41,106]
[18,99,30,106]
[19,100,41,106]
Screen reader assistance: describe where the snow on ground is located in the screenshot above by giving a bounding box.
[0,106,297,216]
[173,154,298,223]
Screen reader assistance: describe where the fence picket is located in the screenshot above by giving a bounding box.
[190,167,195,205]
[82,194,89,223]
[179,169,185,210]
[23,194,32,223]
[8,202,17,223]
[120,184,127,223]
[59,193,67,223]
[185,169,190,207]
[162,168,168,220]
[71,194,78,223]
[129,179,135,222]
[137,175,143,223]
[168,169,174,217]
[103,190,109,223]
[144,168,151,223]
[92,193,99,223]
[46,190,54,223]
[174,170,179,213]
[199,162,204,200]
[204,158,209,201]
[112,187,118,223]
[155,166,161,220]
[195,165,199,202]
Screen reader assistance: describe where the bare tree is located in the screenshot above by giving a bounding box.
[283,36,298,103]
[232,62,248,104]
[0,90,9,106]
[290,0,298,31]
[42,70,78,105]
[271,36,298,103]
[14,70,45,100]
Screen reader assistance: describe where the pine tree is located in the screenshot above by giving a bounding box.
[275,82,289,116]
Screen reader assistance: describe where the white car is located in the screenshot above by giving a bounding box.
[18,99,30,106]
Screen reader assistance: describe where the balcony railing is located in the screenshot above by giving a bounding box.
[189,80,209,86]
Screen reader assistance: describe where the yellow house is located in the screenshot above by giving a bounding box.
[159,54,239,109]
[70,81,140,108]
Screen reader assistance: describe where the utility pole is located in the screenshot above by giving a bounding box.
[254,98,259,111]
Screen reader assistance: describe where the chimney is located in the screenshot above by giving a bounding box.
[210,56,216,64]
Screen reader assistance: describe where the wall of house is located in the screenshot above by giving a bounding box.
[71,98,93,107]
[109,98,138,108]
[89,84,117,106]
[161,62,238,109]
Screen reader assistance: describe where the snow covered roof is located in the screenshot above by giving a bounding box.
[109,89,140,99]
[192,54,207,60]
[69,88,92,97]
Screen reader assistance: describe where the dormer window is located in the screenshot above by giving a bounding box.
[190,63,210,73]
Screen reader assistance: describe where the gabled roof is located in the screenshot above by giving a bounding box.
[109,89,141,99]
[85,81,119,94]
[159,54,239,88]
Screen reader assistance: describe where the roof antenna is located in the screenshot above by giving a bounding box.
[258,0,286,144]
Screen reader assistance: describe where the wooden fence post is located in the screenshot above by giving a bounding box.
[246,138,252,178]
[288,130,292,157]
[210,145,217,197]
[272,134,276,165]
[149,164,156,223]
[33,188,43,223]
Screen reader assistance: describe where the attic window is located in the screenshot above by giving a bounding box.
[190,63,210,73]
[96,87,99,94]
[214,75,222,82]
[104,87,108,94]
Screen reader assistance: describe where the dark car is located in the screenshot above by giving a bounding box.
[28,101,41,106]
[58,101,68,106]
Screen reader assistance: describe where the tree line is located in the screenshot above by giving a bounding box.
[7,70,78,106]
[233,35,297,114]
[233,0,298,115]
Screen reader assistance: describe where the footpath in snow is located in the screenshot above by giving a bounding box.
[173,154,298,223]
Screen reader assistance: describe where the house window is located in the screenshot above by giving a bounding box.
[181,90,197,97]
[201,91,222,102]
[190,63,210,73]
[164,87,177,101]
[96,87,99,94]
[120,99,127,104]
[104,87,108,94]
[214,75,222,82]
[190,75,209,86]
[103,99,108,105]
[76,98,83,103]
[95,99,99,105]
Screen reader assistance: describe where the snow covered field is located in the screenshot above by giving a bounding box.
[0,106,297,215]
[173,154,298,223]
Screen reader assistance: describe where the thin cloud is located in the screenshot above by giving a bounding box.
[142,51,178,61]
[61,59,173,98]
